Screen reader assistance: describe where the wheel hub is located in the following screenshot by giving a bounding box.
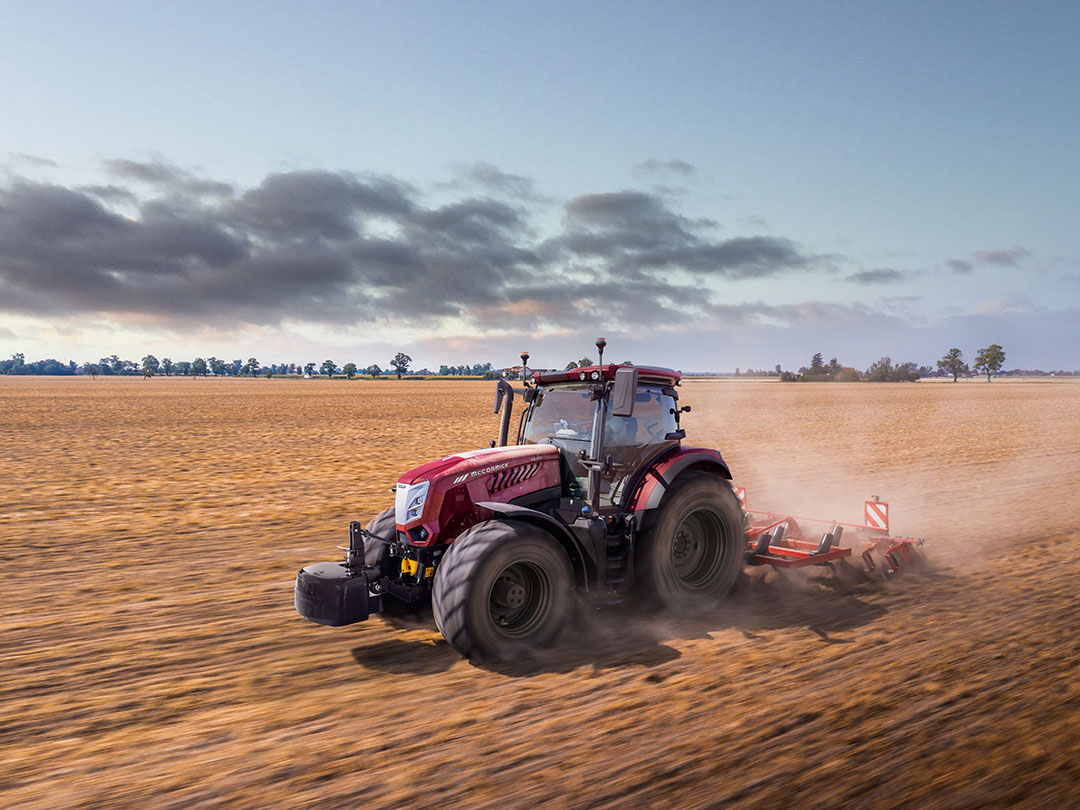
[492,576,527,610]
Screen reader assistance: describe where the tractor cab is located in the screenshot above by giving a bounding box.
[499,339,687,511]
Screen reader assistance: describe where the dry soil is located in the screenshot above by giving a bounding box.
[2,377,1078,809]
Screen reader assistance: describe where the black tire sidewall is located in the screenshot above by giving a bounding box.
[433,520,573,661]
[363,507,397,571]
[363,506,420,617]
[638,472,745,611]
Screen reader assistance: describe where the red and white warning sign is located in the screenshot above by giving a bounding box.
[864,499,889,531]
[734,486,746,509]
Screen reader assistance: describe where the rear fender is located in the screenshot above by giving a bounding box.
[475,501,592,591]
[628,448,733,516]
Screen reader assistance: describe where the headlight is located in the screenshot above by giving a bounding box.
[395,481,430,525]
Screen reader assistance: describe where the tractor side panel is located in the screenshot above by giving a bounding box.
[403,445,563,547]
[627,447,732,515]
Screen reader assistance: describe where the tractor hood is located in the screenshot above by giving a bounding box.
[394,445,562,545]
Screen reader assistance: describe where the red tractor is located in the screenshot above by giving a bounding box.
[295,339,921,662]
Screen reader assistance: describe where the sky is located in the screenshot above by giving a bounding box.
[2,0,1078,372]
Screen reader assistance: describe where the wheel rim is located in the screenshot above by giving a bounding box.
[670,508,728,589]
[488,561,553,638]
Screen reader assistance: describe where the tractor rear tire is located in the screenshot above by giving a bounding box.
[636,471,745,612]
[432,519,573,662]
[363,507,421,618]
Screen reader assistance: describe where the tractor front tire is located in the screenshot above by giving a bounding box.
[364,507,421,618]
[637,471,745,612]
[432,520,573,662]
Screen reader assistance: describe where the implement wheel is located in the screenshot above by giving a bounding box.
[433,519,573,662]
[637,472,745,611]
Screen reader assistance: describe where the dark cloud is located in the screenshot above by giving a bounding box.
[558,192,805,279]
[447,162,546,202]
[232,170,414,241]
[9,153,58,168]
[946,258,973,274]
[846,268,905,284]
[634,158,696,175]
[0,163,822,331]
[973,245,1030,266]
[103,158,233,197]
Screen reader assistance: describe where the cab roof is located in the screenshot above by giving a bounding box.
[533,364,681,386]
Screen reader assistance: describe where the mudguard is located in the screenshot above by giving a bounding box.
[475,501,594,590]
[628,447,732,515]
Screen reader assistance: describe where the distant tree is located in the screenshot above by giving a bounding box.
[175,360,192,376]
[85,363,99,379]
[391,352,412,379]
[211,358,226,377]
[866,357,919,382]
[303,362,316,376]
[836,368,862,382]
[779,371,798,382]
[320,359,336,378]
[105,355,123,375]
[866,357,895,382]
[774,364,782,375]
[365,364,382,379]
[973,344,1006,381]
[893,361,920,382]
[141,355,159,378]
[937,348,968,382]
[161,358,174,376]
[231,359,243,376]
[342,362,357,379]
[578,356,593,368]
[827,357,842,377]
[192,357,208,377]
[810,353,825,374]
[244,357,260,376]
[564,361,578,370]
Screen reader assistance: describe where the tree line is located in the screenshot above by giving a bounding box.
[0,352,423,379]
[778,344,1010,382]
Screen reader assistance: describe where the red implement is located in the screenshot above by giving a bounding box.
[740,493,924,575]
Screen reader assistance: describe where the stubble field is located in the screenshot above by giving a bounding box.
[2,376,1079,809]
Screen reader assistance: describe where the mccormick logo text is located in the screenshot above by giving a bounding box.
[451,455,545,486]
[452,463,509,485]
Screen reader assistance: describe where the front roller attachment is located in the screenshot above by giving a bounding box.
[295,561,384,626]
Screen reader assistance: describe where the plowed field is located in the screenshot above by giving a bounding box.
[3,377,1079,809]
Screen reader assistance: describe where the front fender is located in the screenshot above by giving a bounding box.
[475,501,593,590]
[627,447,732,515]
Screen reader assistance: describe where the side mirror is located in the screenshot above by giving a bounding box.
[611,367,638,417]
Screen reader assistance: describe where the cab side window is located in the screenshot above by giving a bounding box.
[601,387,679,506]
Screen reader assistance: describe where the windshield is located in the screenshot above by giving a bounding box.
[521,382,682,507]
[521,384,595,445]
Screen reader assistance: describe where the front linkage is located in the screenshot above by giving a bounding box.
[294,521,439,626]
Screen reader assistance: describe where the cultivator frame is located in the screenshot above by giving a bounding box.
[735,489,924,576]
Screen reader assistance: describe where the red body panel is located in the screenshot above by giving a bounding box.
[533,363,680,386]
[626,446,730,513]
[397,445,562,546]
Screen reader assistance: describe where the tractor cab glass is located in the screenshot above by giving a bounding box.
[521,381,679,506]
[601,386,679,506]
